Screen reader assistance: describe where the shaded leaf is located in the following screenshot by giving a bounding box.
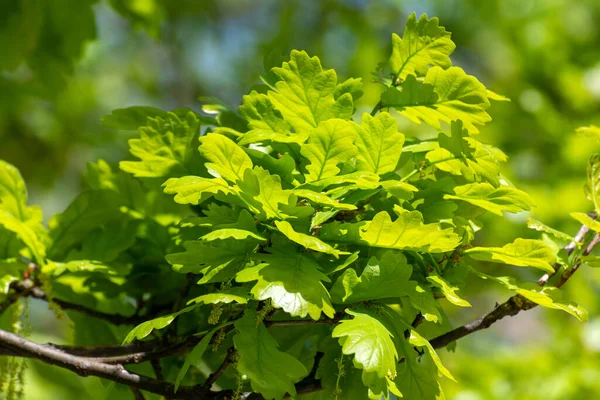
[234,310,308,399]
[330,252,413,303]
[120,112,203,178]
[332,309,399,394]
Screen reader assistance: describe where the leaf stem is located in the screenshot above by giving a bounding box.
[370,100,383,116]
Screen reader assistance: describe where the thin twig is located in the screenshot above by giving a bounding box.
[131,387,146,400]
[201,347,237,394]
[538,213,595,285]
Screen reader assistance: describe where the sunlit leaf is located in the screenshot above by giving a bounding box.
[465,239,556,273]
[444,183,533,216]
[355,112,404,175]
[382,67,491,134]
[301,119,358,182]
[389,13,455,80]
[269,50,354,133]
[237,252,335,320]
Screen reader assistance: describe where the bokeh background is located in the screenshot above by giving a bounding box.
[2,0,600,398]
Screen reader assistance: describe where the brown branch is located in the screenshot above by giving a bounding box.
[0,328,206,399]
[0,335,204,365]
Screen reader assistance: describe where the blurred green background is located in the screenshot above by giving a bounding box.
[3,0,600,398]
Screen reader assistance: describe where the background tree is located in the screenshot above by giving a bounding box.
[2,1,600,399]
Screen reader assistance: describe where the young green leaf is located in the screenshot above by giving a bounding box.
[425,121,506,185]
[269,50,354,133]
[234,310,308,399]
[275,220,345,257]
[382,67,491,134]
[330,252,413,303]
[0,212,46,264]
[237,167,291,219]
[406,329,455,381]
[426,273,471,307]
[199,133,253,182]
[394,338,446,399]
[332,309,399,394]
[465,239,556,273]
[237,252,335,320]
[163,176,232,205]
[201,229,265,242]
[471,268,587,321]
[389,13,455,80]
[301,119,358,182]
[123,306,196,344]
[0,160,29,221]
[444,182,533,216]
[120,112,203,178]
[527,218,575,242]
[360,211,461,253]
[354,112,405,175]
[587,153,600,215]
[334,77,364,101]
[239,90,291,133]
[570,212,600,232]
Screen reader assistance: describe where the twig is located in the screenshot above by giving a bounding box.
[151,359,164,381]
[166,273,196,337]
[556,232,600,288]
[538,213,594,285]
[201,347,236,394]
[430,221,599,350]
[131,387,146,400]
[0,335,205,365]
[370,100,383,116]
